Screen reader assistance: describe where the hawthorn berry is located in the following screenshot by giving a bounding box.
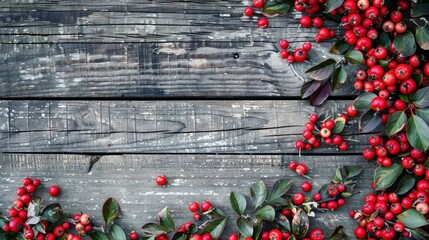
[130,231,139,240]
[201,201,212,212]
[189,202,199,212]
[156,175,168,186]
[292,192,305,205]
[257,18,269,28]
[295,163,308,175]
[244,7,254,17]
[49,185,61,197]
[301,182,312,192]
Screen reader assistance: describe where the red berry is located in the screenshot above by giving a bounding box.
[32,179,41,187]
[49,185,61,197]
[371,96,387,111]
[293,48,307,62]
[257,18,269,28]
[309,114,318,123]
[299,16,312,28]
[193,213,202,221]
[318,28,330,39]
[189,202,199,212]
[16,187,26,196]
[279,39,289,49]
[130,231,139,240]
[244,7,254,17]
[295,164,308,175]
[302,42,312,52]
[313,17,323,28]
[292,192,305,205]
[201,201,212,212]
[301,182,312,192]
[253,0,264,8]
[354,226,367,239]
[156,175,167,186]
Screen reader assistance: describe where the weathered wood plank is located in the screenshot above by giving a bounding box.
[0,154,374,237]
[0,100,368,154]
[0,42,356,98]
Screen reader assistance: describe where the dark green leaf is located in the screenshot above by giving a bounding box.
[329,39,351,54]
[386,111,407,136]
[411,86,429,108]
[332,117,346,134]
[301,80,322,99]
[408,228,429,240]
[140,237,156,240]
[359,110,382,133]
[333,168,343,183]
[89,232,110,240]
[250,181,267,210]
[305,59,337,81]
[209,208,226,219]
[102,198,122,226]
[411,2,429,17]
[379,32,391,50]
[413,73,424,86]
[416,25,429,50]
[291,209,309,239]
[171,232,187,240]
[267,197,289,206]
[325,0,345,13]
[378,60,388,68]
[407,115,429,152]
[262,2,292,15]
[267,179,292,202]
[230,192,247,215]
[344,166,362,178]
[353,92,377,111]
[287,236,297,240]
[332,67,347,91]
[318,184,330,201]
[327,226,348,240]
[397,209,429,229]
[252,220,263,240]
[275,213,291,232]
[416,108,429,125]
[201,218,227,239]
[110,224,126,240]
[34,222,46,234]
[236,217,253,238]
[345,50,364,65]
[187,223,198,235]
[310,81,332,106]
[157,207,175,232]
[141,223,168,237]
[394,31,416,57]
[395,173,416,195]
[41,203,63,223]
[374,163,404,191]
[27,197,43,218]
[254,205,275,222]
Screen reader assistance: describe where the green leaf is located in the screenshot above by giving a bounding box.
[301,80,322,99]
[378,60,388,68]
[413,73,424,87]
[252,220,263,240]
[109,224,126,240]
[171,232,187,240]
[411,86,429,108]
[379,32,391,50]
[250,181,267,210]
[201,218,227,239]
[353,92,376,111]
[157,207,175,232]
[332,67,347,91]
[41,203,63,223]
[408,228,429,240]
[329,39,351,55]
[416,25,429,50]
[394,31,416,57]
[305,59,337,81]
[345,50,364,65]
[325,0,345,13]
[416,108,429,125]
[230,192,247,215]
[141,223,169,237]
[332,117,346,134]
[89,232,110,240]
[395,173,416,195]
[102,198,122,226]
[262,2,292,15]
[359,110,382,133]
[254,205,275,222]
[209,208,226,219]
[374,163,404,191]
[407,115,429,152]
[291,209,309,239]
[318,184,330,201]
[34,222,46,234]
[236,217,253,238]
[344,166,362,178]
[333,167,343,183]
[386,111,407,136]
[411,2,429,17]
[187,223,198,235]
[327,226,348,240]
[275,213,291,232]
[397,209,429,229]
[267,179,292,202]
[27,197,43,218]
[267,197,289,206]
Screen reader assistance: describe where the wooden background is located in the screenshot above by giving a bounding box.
[0,0,374,238]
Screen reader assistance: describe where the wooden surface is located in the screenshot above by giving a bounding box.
[0,0,368,239]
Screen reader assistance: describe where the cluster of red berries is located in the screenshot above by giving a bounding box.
[72,213,92,236]
[351,179,429,239]
[188,200,212,220]
[259,227,324,240]
[295,4,336,42]
[362,133,427,169]
[288,161,309,176]
[295,113,349,151]
[278,40,312,63]
[242,1,269,28]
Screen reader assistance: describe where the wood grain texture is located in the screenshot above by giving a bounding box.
[0,154,375,237]
[0,100,369,154]
[0,42,357,98]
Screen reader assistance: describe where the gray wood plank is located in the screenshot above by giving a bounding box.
[0,153,374,237]
[0,42,357,98]
[0,100,368,154]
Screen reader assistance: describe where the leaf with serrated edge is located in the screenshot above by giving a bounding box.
[397,209,429,229]
[230,192,247,215]
[250,181,267,210]
[305,59,336,81]
[407,115,429,152]
[374,163,404,191]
